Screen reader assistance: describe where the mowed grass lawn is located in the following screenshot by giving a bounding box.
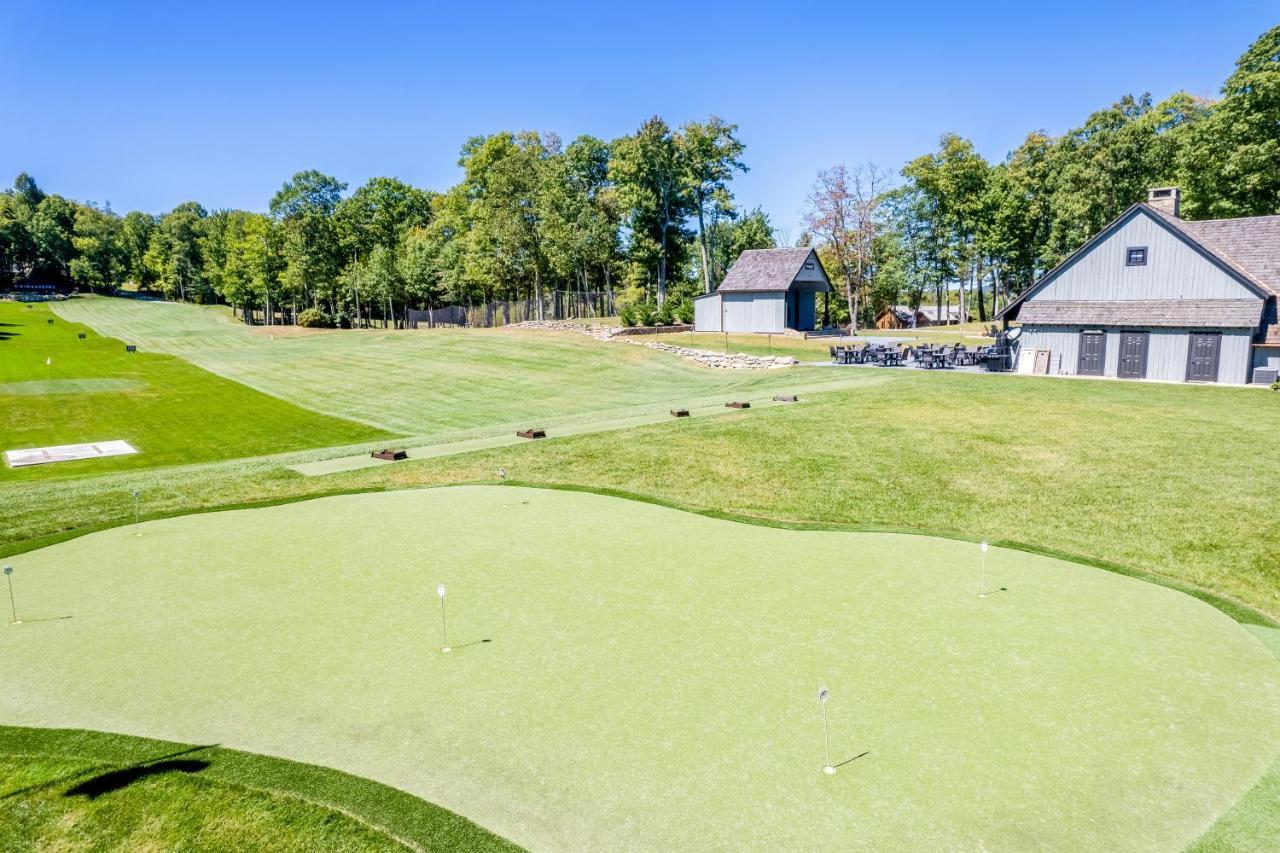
[0,301,387,481]
[0,726,516,851]
[50,296,865,435]
[3,487,1277,850]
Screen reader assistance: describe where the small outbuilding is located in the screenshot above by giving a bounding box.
[694,248,832,333]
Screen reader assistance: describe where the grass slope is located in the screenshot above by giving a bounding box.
[50,296,864,434]
[0,301,387,481]
[4,369,1276,620]
[0,726,518,851]
[1,486,1277,850]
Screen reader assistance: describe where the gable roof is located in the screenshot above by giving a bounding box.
[1152,209,1280,298]
[716,248,831,293]
[998,203,1275,321]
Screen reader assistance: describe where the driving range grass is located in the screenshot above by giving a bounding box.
[0,301,388,480]
[49,296,866,434]
[1,486,1277,850]
[0,726,517,851]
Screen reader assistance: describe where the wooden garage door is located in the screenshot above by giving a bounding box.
[1118,331,1148,379]
[1186,333,1221,382]
[1077,331,1106,376]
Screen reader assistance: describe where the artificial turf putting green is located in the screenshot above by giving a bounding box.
[0,301,388,481]
[1,486,1277,850]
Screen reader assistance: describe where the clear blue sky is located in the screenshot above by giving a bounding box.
[1,1,1275,235]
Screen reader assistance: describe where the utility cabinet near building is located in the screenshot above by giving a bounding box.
[694,248,832,333]
[999,187,1280,384]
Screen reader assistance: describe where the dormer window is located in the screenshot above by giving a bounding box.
[1126,247,1148,266]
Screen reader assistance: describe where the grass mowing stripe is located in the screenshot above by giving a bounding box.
[0,301,390,481]
[0,726,520,852]
[50,296,876,435]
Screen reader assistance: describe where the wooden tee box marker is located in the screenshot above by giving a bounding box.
[516,429,546,439]
[773,394,798,403]
[370,449,408,461]
[670,409,690,417]
[725,401,750,409]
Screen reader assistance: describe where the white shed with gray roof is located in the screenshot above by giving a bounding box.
[694,248,832,333]
[999,188,1280,385]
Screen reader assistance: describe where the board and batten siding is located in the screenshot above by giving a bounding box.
[722,292,785,333]
[1020,326,1253,383]
[693,293,722,332]
[1037,211,1260,302]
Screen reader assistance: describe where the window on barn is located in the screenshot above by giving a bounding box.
[1126,247,1148,266]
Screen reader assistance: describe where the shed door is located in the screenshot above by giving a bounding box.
[1186,333,1221,382]
[1077,331,1106,376]
[1117,332,1148,379]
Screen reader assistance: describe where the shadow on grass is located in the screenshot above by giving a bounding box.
[833,751,870,769]
[63,745,215,799]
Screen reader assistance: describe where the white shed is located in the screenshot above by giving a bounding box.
[694,248,832,333]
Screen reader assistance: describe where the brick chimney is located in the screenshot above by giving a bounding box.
[1147,187,1181,218]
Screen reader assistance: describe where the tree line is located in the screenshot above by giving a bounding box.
[0,117,772,327]
[807,25,1280,330]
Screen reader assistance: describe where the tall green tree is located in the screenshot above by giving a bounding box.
[1178,26,1280,217]
[270,170,347,315]
[611,117,692,305]
[69,205,125,293]
[677,117,747,293]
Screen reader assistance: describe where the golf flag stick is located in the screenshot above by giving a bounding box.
[437,584,450,652]
[979,541,989,597]
[4,566,16,624]
[819,687,834,774]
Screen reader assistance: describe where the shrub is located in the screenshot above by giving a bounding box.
[665,296,693,325]
[297,308,335,328]
[1271,379,1280,392]
[633,301,657,326]
[619,303,638,327]
[653,300,674,326]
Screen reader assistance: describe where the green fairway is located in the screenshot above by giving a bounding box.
[2,486,1277,850]
[49,296,864,435]
[0,301,388,481]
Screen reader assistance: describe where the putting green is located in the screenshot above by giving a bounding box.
[2,486,1277,850]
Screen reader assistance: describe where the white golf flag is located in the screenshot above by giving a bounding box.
[45,357,51,366]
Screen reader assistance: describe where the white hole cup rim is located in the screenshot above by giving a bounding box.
[437,584,447,598]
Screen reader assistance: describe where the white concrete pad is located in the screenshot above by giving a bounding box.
[4,439,137,468]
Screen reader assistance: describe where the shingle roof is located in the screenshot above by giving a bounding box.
[1148,207,1280,298]
[717,248,830,292]
[1019,299,1263,328]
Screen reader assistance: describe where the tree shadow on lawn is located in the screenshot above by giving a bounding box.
[62,745,215,799]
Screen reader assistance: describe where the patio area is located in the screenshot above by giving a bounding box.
[810,341,1013,372]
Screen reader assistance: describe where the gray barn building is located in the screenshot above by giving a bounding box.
[694,248,832,333]
[1000,188,1280,384]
